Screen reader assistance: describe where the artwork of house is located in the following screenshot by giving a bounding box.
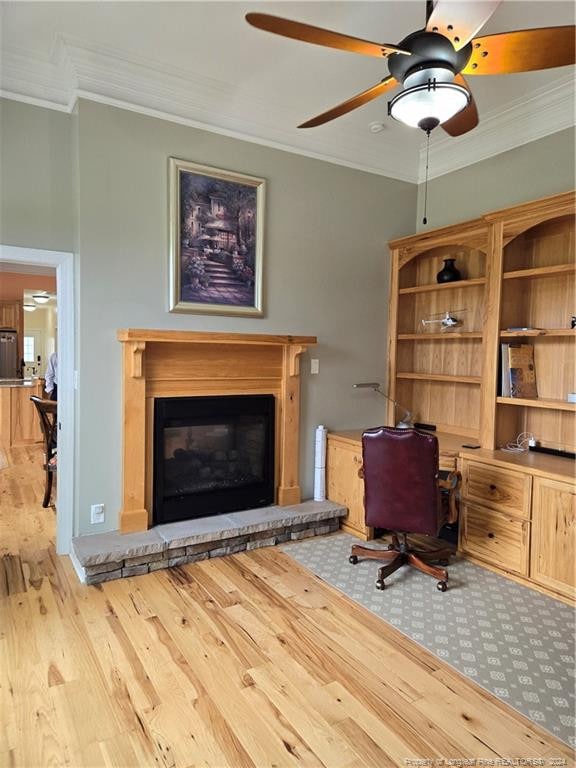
[178,169,259,307]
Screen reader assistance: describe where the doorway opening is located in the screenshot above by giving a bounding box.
[0,245,75,554]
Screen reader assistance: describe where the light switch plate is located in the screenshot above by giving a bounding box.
[310,359,320,375]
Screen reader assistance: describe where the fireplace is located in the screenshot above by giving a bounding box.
[117,330,316,532]
[153,394,275,525]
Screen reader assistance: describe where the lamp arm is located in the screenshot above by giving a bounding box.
[353,382,413,428]
[382,391,412,426]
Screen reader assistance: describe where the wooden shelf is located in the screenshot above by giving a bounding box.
[398,278,486,295]
[397,372,482,384]
[497,397,576,412]
[398,332,483,340]
[502,263,575,281]
[500,329,576,338]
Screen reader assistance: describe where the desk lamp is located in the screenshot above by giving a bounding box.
[353,382,413,429]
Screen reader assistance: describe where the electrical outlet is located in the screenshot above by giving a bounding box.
[90,503,105,524]
[310,358,320,375]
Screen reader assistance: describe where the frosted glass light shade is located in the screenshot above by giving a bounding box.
[389,67,470,129]
[23,303,36,312]
[33,293,50,304]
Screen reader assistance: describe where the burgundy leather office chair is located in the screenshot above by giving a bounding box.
[349,426,459,592]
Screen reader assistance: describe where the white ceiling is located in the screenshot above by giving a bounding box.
[1,1,574,182]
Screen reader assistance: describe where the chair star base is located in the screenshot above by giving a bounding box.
[349,533,451,592]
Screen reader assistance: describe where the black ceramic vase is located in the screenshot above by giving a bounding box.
[436,258,461,284]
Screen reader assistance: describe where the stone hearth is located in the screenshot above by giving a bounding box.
[71,500,346,584]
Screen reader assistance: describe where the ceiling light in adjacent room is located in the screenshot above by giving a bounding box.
[33,293,50,304]
[23,303,36,312]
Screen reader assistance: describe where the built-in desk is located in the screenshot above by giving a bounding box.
[327,429,575,602]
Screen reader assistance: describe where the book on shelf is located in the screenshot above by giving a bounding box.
[500,343,510,397]
[507,343,538,398]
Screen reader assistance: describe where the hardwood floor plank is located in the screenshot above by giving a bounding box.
[2,555,25,596]
[246,663,359,768]
[334,717,400,767]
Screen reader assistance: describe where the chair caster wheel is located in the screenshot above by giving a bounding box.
[376,579,385,590]
[437,581,448,592]
[439,559,449,567]
[349,555,358,565]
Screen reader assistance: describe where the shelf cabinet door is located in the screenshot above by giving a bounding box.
[530,477,576,600]
[0,301,20,330]
[326,437,372,540]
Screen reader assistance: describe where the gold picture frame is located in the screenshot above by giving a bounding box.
[169,157,265,316]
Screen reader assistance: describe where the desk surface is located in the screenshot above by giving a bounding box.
[328,429,575,484]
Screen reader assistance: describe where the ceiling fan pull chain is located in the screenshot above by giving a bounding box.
[423,129,431,226]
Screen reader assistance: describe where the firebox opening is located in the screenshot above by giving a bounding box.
[153,394,275,525]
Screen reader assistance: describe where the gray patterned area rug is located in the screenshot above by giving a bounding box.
[281,532,575,747]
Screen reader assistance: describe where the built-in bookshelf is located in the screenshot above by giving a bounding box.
[494,208,575,452]
[388,192,576,453]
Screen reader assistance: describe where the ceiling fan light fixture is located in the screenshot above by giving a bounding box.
[388,67,470,130]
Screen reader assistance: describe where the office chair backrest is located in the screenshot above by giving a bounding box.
[362,426,441,536]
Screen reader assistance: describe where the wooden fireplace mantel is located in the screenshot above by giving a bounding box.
[118,329,317,533]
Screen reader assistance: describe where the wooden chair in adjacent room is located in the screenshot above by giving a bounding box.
[349,426,460,592]
[30,396,58,508]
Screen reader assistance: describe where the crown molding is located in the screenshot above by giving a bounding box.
[0,44,77,108]
[2,36,574,184]
[72,89,421,183]
[1,37,419,183]
[419,74,576,182]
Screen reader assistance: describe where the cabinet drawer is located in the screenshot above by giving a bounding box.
[460,503,529,576]
[462,461,531,518]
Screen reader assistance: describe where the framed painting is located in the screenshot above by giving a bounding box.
[169,158,265,316]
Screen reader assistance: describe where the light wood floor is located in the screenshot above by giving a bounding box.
[0,447,573,767]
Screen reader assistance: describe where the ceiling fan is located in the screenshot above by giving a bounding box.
[246,2,575,136]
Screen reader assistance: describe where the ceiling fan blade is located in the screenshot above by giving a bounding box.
[298,77,398,128]
[462,26,576,75]
[442,75,479,136]
[245,13,409,59]
[426,1,501,50]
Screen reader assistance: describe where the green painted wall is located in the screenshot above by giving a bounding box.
[416,128,575,230]
[74,100,417,533]
[0,99,76,252]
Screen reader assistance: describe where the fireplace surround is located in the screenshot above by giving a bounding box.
[118,330,316,532]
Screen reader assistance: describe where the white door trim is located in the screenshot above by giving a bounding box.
[0,244,75,554]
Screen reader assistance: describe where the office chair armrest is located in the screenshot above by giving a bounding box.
[438,471,461,524]
[437,471,459,491]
